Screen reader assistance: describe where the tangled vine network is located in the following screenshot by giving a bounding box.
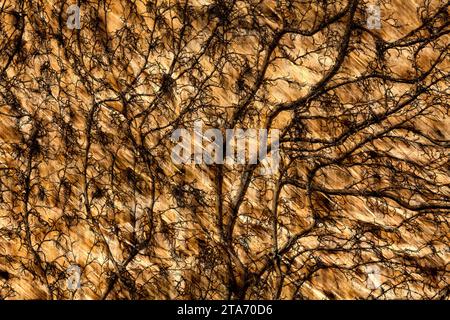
[0,0,449,299]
